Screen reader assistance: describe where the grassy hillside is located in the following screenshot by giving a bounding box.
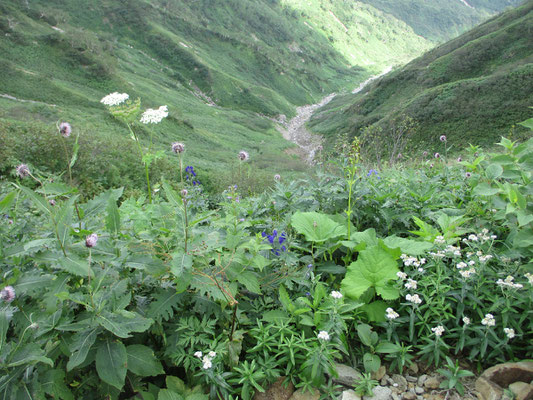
[358,0,523,42]
[309,1,533,157]
[0,0,437,196]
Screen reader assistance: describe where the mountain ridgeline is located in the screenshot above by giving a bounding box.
[309,1,533,156]
[0,0,526,194]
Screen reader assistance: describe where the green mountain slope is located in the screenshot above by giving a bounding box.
[0,0,435,194]
[309,1,533,155]
[359,0,524,42]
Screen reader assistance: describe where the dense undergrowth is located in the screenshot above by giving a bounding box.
[1,119,532,398]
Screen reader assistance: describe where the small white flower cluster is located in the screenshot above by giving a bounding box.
[431,325,445,337]
[462,317,471,326]
[504,328,515,339]
[194,350,217,369]
[434,236,446,245]
[396,271,407,280]
[456,261,467,269]
[445,245,462,257]
[330,291,343,299]
[481,313,496,327]
[140,105,169,124]
[100,92,129,106]
[525,273,533,285]
[317,331,330,341]
[400,254,426,268]
[406,294,422,305]
[479,254,493,263]
[428,250,446,258]
[462,230,497,244]
[404,279,418,290]
[459,268,476,279]
[386,307,399,320]
[496,276,523,289]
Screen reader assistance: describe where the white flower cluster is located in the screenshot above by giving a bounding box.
[330,291,343,299]
[406,294,422,305]
[504,328,515,339]
[431,325,445,337]
[386,307,399,320]
[434,236,446,245]
[481,313,496,327]
[462,230,497,244]
[194,350,217,369]
[400,254,426,268]
[496,276,523,289]
[140,105,168,124]
[428,250,446,258]
[100,92,129,106]
[317,331,330,341]
[397,271,407,280]
[459,268,476,279]
[445,245,462,257]
[404,279,418,290]
[462,317,471,326]
[479,254,493,263]
[525,273,533,285]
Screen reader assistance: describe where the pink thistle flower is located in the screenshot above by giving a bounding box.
[172,142,185,154]
[440,135,447,142]
[1,286,15,303]
[59,122,72,138]
[238,151,249,161]
[85,233,98,248]
[16,164,30,178]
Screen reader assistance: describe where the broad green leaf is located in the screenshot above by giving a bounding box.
[19,186,51,215]
[341,245,399,300]
[236,271,261,294]
[363,353,380,373]
[8,343,53,367]
[67,328,98,371]
[97,310,153,338]
[0,191,16,213]
[349,229,378,247]
[362,300,389,322]
[14,274,54,294]
[42,369,74,400]
[56,196,77,249]
[83,188,123,220]
[127,345,164,377]
[158,390,183,400]
[473,183,500,196]
[382,236,432,256]
[96,340,127,390]
[170,252,193,278]
[375,342,400,354]
[162,179,183,208]
[291,212,347,243]
[166,376,187,394]
[262,310,290,323]
[58,255,93,277]
[517,210,533,227]
[518,117,533,130]
[147,289,182,323]
[485,164,503,180]
[357,324,373,347]
[513,228,533,248]
[106,196,120,235]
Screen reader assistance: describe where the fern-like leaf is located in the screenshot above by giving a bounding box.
[147,289,183,323]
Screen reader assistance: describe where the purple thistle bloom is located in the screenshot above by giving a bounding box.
[465,172,472,178]
[16,164,30,178]
[434,153,440,159]
[0,286,15,303]
[440,135,447,142]
[59,122,72,138]
[238,151,249,161]
[181,189,188,198]
[49,199,56,206]
[85,233,98,248]
[172,142,185,154]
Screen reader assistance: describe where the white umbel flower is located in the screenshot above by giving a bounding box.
[404,279,418,290]
[481,313,495,327]
[385,308,399,320]
[525,273,533,285]
[208,351,216,358]
[202,356,212,369]
[431,325,445,337]
[331,291,343,299]
[317,331,330,341]
[406,294,422,304]
[194,351,203,358]
[504,328,515,339]
[140,105,168,124]
[100,92,129,106]
[462,317,471,326]
[396,271,407,280]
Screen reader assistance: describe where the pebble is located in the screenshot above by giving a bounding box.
[417,374,427,387]
[406,376,418,383]
[415,386,424,394]
[402,392,417,400]
[423,376,440,390]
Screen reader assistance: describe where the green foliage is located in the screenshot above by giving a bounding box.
[436,356,475,396]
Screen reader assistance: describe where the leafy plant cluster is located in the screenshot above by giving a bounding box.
[0,126,532,398]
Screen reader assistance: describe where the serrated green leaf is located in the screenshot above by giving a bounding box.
[106,196,120,235]
[42,369,74,400]
[58,255,93,277]
[67,328,98,371]
[127,345,164,377]
[96,340,127,390]
[97,310,153,338]
[341,246,399,300]
[236,271,261,294]
[279,285,293,312]
[158,390,183,400]
[0,191,16,213]
[8,343,53,367]
[19,186,51,215]
[56,196,77,249]
[485,164,503,180]
[382,236,433,256]
[291,212,347,243]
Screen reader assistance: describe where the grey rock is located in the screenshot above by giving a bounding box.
[417,374,427,387]
[391,394,401,400]
[477,361,533,400]
[391,375,408,392]
[406,376,417,383]
[341,390,362,400]
[402,392,416,400]
[475,376,503,400]
[509,381,533,400]
[408,363,419,374]
[331,363,363,387]
[288,388,320,400]
[414,386,424,395]
[363,386,392,400]
[423,376,440,390]
[372,366,387,381]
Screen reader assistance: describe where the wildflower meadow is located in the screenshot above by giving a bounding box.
[0,96,532,399]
